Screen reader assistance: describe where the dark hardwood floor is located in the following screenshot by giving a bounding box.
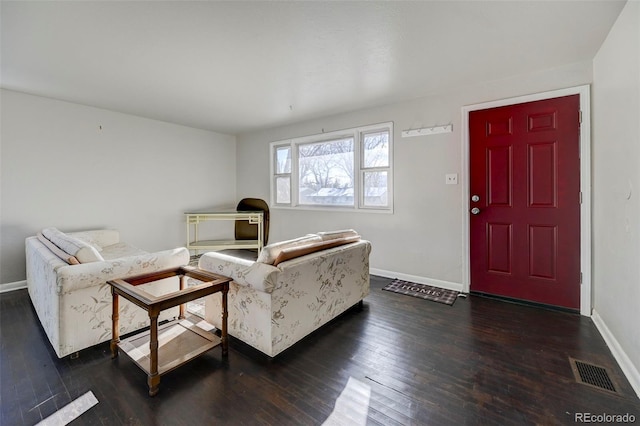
[2,276,639,425]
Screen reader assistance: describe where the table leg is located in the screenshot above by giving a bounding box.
[148,312,160,396]
[179,275,185,320]
[257,215,263,254]
[221,283,228,357]
[110,290,119,359]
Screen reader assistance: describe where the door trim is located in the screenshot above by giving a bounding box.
[461,85,592,316]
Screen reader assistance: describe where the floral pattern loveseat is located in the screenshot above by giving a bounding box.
[199,230,371,357]
[26,228,190,358]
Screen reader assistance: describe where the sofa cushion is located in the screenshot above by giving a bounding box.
[273,235,361,266]
[75,245,104,263]
[67,231,104,252]
[68,229,120,249]
[37,233,80,265]
[41,227,104,263]
[316,229,360,241]
[100,242,147,260]
[256,234,322,265]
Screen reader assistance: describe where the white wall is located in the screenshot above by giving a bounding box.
[592,1,640,396]
[235,61,593,289]
[0,89,236,284]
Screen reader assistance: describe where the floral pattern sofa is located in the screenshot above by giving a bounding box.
[26,228,190,358]
[199,230,371,357]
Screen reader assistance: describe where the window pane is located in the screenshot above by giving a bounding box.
[363,131,389,168]
[276,146,291,174]
[276,176,290,204]
[298,138,355,206]
[363,171,388,207]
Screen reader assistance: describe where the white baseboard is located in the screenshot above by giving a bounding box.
[370,268,464,293]
[591,309,640,399]
[0,280,27,294]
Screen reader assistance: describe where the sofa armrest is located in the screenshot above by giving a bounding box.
[56,247,190,294]
[198,252,280,293]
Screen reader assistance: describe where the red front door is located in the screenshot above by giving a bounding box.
[469,95,581,310]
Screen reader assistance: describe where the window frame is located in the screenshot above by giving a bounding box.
[270,122,393,213]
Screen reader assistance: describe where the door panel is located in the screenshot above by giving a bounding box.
[469,95,580,310]
[487,146,512,206]
[528,224,557,280]
[528,142,557,207]
[487,223,512,274]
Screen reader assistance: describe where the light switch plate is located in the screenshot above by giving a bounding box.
[445,173,458,185]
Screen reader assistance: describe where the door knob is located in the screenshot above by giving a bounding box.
[470,207,481,215]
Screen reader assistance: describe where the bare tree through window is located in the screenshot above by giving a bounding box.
[299,138,354,206]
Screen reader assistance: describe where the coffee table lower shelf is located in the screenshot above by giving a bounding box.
[118,319,221,376]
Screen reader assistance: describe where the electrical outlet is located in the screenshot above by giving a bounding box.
[445,173,458,185]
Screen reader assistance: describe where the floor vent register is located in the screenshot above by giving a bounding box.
[569,357,618,394]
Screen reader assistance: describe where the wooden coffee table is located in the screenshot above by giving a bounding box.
[108,265,231,396]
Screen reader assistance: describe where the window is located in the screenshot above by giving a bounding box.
[271,122,393,211]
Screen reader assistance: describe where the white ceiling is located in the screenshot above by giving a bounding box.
[1,1,625,135]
